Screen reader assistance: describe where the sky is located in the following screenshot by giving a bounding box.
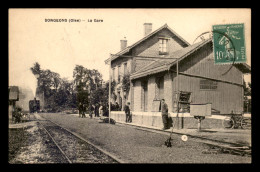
[9,8,251,93]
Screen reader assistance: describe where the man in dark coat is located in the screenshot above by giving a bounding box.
[119,96,122,111]
[115,102,119,111]
[161,99,169,130]
[90,104,94,118]
[95,103,99,117]
[124,102,131,123]
[82,104,86,118]
[78,102,83,118]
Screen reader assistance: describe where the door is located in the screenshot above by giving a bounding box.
[159,77,164,100]
[143,81,148,112]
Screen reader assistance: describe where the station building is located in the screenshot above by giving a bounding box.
[105,23,251,129]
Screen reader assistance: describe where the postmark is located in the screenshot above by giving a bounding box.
[212,24,246,64]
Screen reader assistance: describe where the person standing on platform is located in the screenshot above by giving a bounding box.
[95,103,99,117]
[82,103,86,118]
[161,99,169,130]
[90,104,95,118]
[124,102,131,123]
[115,102,119,111]
[78,102,83,118]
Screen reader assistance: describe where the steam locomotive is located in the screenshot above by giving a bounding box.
[29,98,40,113]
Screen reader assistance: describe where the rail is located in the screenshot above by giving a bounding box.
[36,116,124,163]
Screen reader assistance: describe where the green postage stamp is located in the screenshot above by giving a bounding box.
[212,24,246,64]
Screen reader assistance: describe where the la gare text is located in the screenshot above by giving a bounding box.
[45,19,103,23]
[87,19,103,22]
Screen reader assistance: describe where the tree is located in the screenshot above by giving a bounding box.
[73,65,90,107]
[104,80,116,105]
[38,70,61,98]
[30,62,108,112]
[30,62,76,112]
[73,65,104,109]
[122,74,130,93]
[30,62,41,76]
[60,78,77,108]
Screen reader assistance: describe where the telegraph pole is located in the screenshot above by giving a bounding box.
[109,54,112,124]
[176,58,179,129]
[43,90,44,110]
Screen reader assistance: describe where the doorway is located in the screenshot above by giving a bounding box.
[142,81,148,112]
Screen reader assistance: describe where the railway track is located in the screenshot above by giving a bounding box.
[34,114,123,163]
[175,132,251,156]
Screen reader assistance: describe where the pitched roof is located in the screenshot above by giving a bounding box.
[233,63,251,74]
[9,86,19,101]
[130,39,251,80]
[130,39,210,80]
[105,24,190,64]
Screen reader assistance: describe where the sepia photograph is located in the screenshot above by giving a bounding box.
[8,8,251,164]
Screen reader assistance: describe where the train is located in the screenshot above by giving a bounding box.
[29,98,40,113]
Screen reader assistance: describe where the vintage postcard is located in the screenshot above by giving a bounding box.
[8,8,251,164]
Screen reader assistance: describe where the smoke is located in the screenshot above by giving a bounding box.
[10,69,37,111]
[16,69,38,98]
[16,87,34,111]
[27,72,38,97]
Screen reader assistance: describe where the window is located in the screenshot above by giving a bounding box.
[159,38,168,54]
[200,79,218,90]
[141,81,148,112]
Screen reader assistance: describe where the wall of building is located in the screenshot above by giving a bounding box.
[110,55,133,110]
[133,80,142,111]
[111,111,225,129]
[111,56,133,82]
[131,42,244,114]
[181,43,242,84]
[110,26,191,111]
[133,74,170,113]
[147,76,156,112]
[132,28,186,58]
[132,73,174,113]
[172,43,244,114]
[128,28,188,112]
[110,27,188,110]
[164,73,173,112]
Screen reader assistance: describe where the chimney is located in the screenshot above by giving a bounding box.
[144,23,152,36]
[120,37,127,50]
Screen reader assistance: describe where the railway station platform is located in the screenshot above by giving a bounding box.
[69,113,251,147]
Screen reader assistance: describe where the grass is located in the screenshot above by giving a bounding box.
[8,128,28,162]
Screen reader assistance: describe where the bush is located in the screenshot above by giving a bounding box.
[122,74,130,92]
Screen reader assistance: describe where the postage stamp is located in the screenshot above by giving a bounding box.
[212,24,246,64]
